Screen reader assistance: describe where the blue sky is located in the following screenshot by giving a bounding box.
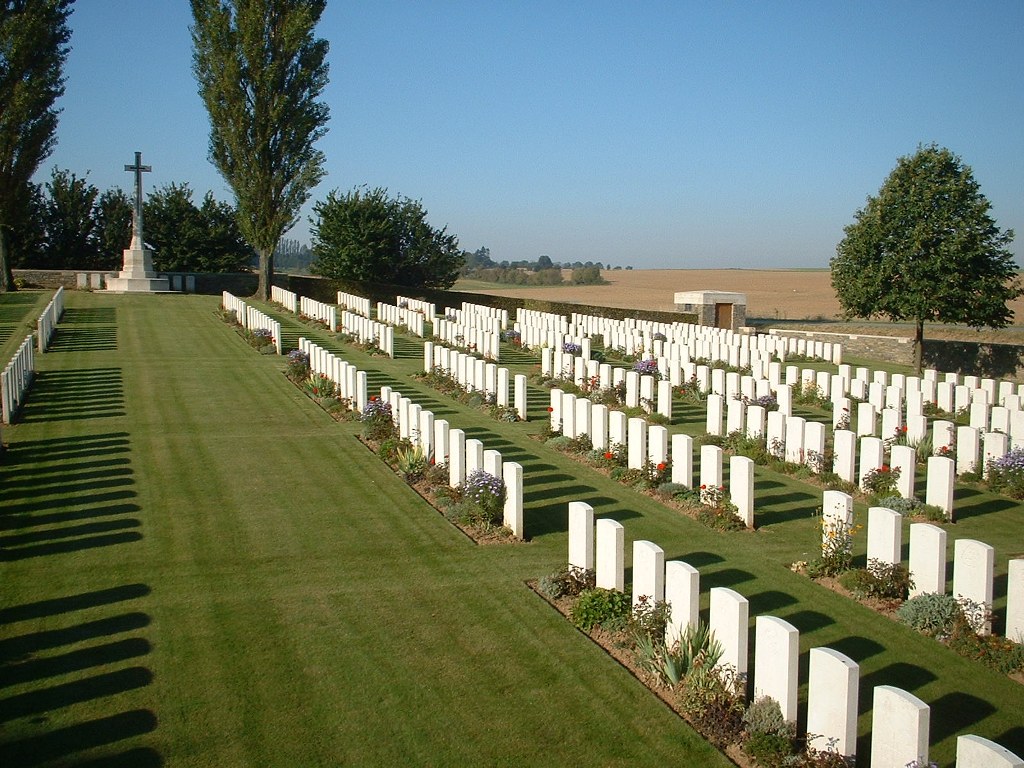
[39,1,1023,268]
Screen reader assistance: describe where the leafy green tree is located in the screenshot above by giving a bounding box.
[144,182,252,272]
[95,187,132,269]
[190,0,330,300]
[310,186,464,289]
[0,0,74,290]
[39,166,98,268]
[832,144,1019,372]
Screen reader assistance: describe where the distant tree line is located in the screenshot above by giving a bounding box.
[7,168,253,273]
[460,247,611,285]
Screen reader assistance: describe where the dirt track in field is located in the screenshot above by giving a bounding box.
[456,269,1024,343]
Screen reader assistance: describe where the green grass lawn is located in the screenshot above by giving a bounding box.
[2,291,1022,767]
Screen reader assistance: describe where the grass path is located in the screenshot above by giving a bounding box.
[1,292,725,767]
[2,291,1023,766]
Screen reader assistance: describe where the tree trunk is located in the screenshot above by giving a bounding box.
[913,317,924,375]
[256,245,273,301]
[0,226,17,292]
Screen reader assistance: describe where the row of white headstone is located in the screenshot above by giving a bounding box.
[445,301,509,331]
[221,292,283,354]
[299,295,337,331]
[1,334,34,424]
[432,318,501,360]
[270,285,298,314]
[339,310,394,357]
[396,295,435,319]
[376,382,524,539]
[424,342,528,421]
[515,306,837,367]
[336,290,371,317]
[566,502,1023,767]
[375,301,425,337]
[36,286,65,353]
[829,491,1024,639]
[298,337,368,413]
[549,387,754,526]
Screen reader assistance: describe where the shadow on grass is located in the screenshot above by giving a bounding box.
[48,325,118,352]
[953,487,1020,520]
[1,712,161,767]
[776,609,834,634]
[1,433,131,463]
[995,727,1024,761]
[18,368,125,423]
[0,573,157,762]
[0,584,151,625]
[859,661,937,695]
[929,691,996,736]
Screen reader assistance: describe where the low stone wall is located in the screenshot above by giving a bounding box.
[769,327,1024,381]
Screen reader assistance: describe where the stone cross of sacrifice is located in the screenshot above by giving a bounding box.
[124,151,151,250]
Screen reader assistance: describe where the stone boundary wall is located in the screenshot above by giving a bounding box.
[770,328,1024,381]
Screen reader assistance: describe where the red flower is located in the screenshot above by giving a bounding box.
[901,426,908,432]
[656,463,666,471]
[370,395,378,401]
[547,406,554,412]
[700,484,706,490]
[880,465,890,472]
[604,452,613,460]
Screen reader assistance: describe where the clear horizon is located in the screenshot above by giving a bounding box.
[36,1,1024,269]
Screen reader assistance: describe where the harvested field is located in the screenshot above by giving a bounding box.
[456,268,1024,343]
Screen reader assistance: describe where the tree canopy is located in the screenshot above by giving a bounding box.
[831,144,1019,372]
[190,0,329,299]
[310,186,464,289]
[144,183,253,273]
[0,0,74,290]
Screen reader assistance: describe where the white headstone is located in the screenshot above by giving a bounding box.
[953,538,995,634]
[502,462,524,538]
[1008,559,1024,643]
[867,506,902,566]
[806,647,859,759]
[909,522,947,598]
[753,616,799,723]
[709,587,749,676]
[956,735,1024,768]
[925,455,955,519]
[568,501,595,572]
[595,518,624,591]
[632,540,665,611]
[664,560,699,644]
[729,455,754,528]
[870,686,930,768]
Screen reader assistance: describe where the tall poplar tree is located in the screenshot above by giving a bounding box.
[0,0,74,291]
[190,0,329,300]
[832,144,1018,372]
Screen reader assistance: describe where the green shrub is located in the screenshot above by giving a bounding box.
[679,664,745,748]
[839,559,913,601]
[537,566,595,599]
[395,444,427,483]
[896,593,961,637]
[629,595,670,643]
[948,614,1024,674]
[570,588,632,631]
